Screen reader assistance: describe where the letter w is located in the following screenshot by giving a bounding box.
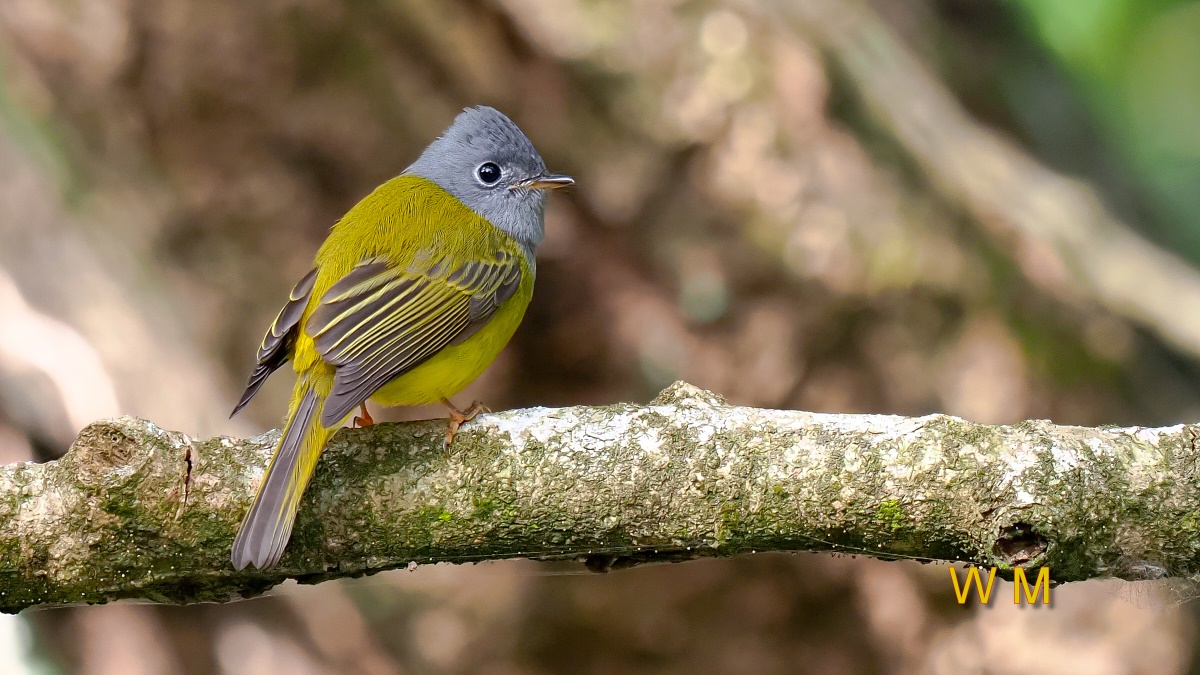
[950,566,997,604]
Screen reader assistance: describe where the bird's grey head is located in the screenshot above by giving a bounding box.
[405,106,572,254]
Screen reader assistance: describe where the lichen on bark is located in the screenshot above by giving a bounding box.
[1,381,1198,613]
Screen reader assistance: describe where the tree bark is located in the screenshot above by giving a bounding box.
[1,381,1197,613]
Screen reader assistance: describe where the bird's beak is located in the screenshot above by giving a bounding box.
[521,173,574,190]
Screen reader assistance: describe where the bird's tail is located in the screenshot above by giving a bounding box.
[231,385,333,570]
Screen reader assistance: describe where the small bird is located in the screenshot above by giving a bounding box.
[229,106,572,570]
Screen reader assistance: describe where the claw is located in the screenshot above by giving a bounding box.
[442,399,486,453]
[353,403,374,428]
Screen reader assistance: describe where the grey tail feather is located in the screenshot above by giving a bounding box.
[231,387,321,570]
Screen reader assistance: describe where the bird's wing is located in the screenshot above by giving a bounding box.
[231,268,319,417]
[306,250,523,426]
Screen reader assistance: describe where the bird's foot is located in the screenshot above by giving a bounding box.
[353,403,375,428]
[442,398,488,453]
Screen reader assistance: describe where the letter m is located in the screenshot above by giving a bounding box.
[1014,567,1051,604]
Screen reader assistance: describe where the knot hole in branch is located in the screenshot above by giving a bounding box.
[64,419,156,488]
[993,522,1048,566]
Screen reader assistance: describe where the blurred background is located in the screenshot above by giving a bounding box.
[2,0,1200,672]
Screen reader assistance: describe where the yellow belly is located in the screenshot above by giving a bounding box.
[367,286,530,406]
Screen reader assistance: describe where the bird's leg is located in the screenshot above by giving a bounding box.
[442,398,488,451]
[353,403,375,428]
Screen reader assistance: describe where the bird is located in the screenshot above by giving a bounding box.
[228,105,572,570]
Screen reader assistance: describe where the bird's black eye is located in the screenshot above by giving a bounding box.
[477,162,501,185]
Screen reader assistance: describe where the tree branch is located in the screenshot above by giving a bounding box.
[2,381,1198,613]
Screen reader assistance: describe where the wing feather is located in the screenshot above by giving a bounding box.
[231,268,318,417]
[307,251,523,426]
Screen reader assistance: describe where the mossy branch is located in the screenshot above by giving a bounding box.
[2,381,1199,613]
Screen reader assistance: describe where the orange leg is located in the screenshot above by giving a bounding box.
[442,398,488,451]
[353,403,375,428]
